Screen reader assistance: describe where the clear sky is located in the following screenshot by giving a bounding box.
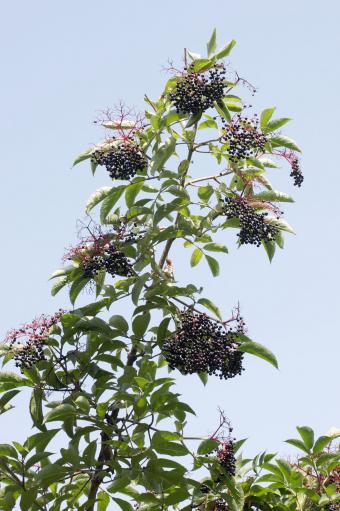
[0,0,339,458]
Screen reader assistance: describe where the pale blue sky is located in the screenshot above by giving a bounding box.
[0,0,339,457]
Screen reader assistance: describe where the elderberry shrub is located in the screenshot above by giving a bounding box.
[222,114,268,162]
[163,311,244,379]
[91,141,147,181]
[169,65,227,115]
[216,440,236,477]
[222,197,279,246]
[289,156,304,187]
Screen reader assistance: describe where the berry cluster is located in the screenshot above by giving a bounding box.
[222,197,279,246]
[222,115,268,162]
[216,440,236,477]
[163,310,244,380]
[4,310,64,372]
[65,234,133,280]
[169,66,227,115]
[289,156,304,187]
[214,499,229,511]
[92,141,147,180]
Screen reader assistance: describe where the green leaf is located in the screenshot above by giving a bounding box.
[109,315,129,333]
[285,438,310,454]
[51,276,68,296]
[270,135,301,153]
[35,464,68,487]
[207,28,217,57]
[254,190,294,203]
[113,498,134,511]
[215,99,231,122]
[198,298,222,320]
[125,181,144,208]
[205,254,220,276]
[263,240,276,262]
[238,339,278,369]
[296,426,314,451]
[98,492,110,511]
[152,439,188,456]
[69,276,90,305]
[198,185,214,203]
[213,39,236,59]
[204,242,228,253]
[260,107,276,130]
[0,372,30,391]
[85,187,112,214]
[197,438,219,455]
[29,389,46,432]
[132,312,150,337]
[190,248,203,267]
[313,435,331,454]
[0,390,19,409]
[72,148,93,167]
[198,372,208,386]
[43,404,76,423]
[131,273,150,305]
[99,186,125,223]
[264,117,291,133]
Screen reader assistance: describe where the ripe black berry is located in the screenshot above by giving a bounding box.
[222,115,268,162]
[163,311,244,380]
[222,197,279,246]
[214,499,229,511]
[169,66,227,115]
[92,141,147,181]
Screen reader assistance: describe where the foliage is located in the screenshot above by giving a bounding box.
[1,31,337,511]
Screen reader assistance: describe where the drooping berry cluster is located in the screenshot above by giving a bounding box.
[4,310,64,372]
[163,310,244,379]
[65,234,133,280]
[222,197,279,246]
[289,156,304,187]
[216,440,236,477]
[91,141,147,180]
[222,115,268,162]
[169,65,227,115]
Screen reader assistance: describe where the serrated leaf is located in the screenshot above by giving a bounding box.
[254,190,294,203]
[190,248,203,267]
[215,99,231,122]
[30,389,46,432]
[198,372,208,386]
[197,438,219,455]
[212,39,236,59]
[205,254,219,276]
[109,315,129,333]
[132,313,150,337]
[35,464,68,486]
[43,404,76,423]
[85,187,112,214]
[263,240,276,262]
[0,372,31,390]
[270,135,301,153]
[131,273,150,305]
[296,426,314,451]
[72,148,93,167]
[260,107,276,130]
[204,242,228,253]
[69,276,90,305]
[264,117,291,133]
[313,435,331,454]
[198,298,222,320]
[51,276,68,296]
[100,186,125,222]
[285,438,310,454]
[207,28,217,57]
[238,340,278,369]
[125,181,144,208]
